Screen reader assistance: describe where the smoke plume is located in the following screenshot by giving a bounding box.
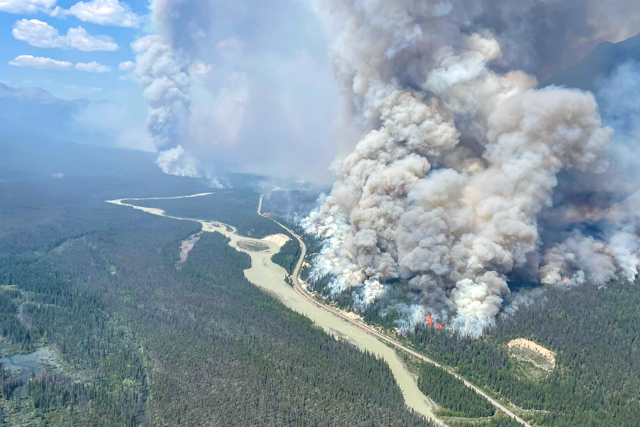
[132,34,197,176]
[304,0,640,335]
[132,0,341,182]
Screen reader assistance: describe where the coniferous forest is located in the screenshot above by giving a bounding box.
[0,177,434,426]
[298,222,640,427]
[271,238,301,275]
[3,170,640,427]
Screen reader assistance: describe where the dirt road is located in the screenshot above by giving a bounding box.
[258,195,532,427]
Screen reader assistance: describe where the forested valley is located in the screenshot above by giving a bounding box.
[0,176,434,426]
[6,169,638,427]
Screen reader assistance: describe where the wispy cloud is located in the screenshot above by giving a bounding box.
[9,55,112,73]
[62,84,103,94]
[0,0,55,14]
[76,61,111,73]
[8,55,73,70]
[13,19,118,52]
[118,61,135,71]
[1,0,141,29]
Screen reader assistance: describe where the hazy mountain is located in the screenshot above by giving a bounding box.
[0,83,96,141]
[546,32,640,92]
[0,83,62,103]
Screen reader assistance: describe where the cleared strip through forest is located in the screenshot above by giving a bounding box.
[258,195,532,427]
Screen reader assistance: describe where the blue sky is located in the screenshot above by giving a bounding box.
[0,0,148,101]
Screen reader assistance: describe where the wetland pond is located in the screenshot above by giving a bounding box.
[1,347,61,395]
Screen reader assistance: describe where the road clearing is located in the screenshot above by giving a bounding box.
[258,195,533,427]
[109,193,443,424]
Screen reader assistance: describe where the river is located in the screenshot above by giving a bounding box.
[107,194,442,425]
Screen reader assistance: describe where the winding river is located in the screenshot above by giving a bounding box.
[107,194,443,425]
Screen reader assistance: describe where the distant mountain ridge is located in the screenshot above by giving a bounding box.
[0,83,57,103]
[0,82,105,145]
[0,82,90,111]
[546,32,640,92]
[0,82,84,104]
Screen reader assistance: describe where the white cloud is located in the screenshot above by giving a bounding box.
[76,61,111,73]
[8,55,72,70]
[53,0,141,28]
[118,60,135,71]
[0,0,55,14]
[9,55,112,74]
[13,19,118,52]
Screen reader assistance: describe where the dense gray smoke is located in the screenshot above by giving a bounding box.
[304,0,640,335]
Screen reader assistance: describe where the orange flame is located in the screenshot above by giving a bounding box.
[436,323,443,330]
[562,276,569,284]
[426,314,434,325]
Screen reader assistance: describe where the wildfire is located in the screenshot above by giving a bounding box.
[562,276,569,284]
[425,314,434,325]
[425,314,444,330]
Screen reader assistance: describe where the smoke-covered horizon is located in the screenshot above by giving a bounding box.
[131,0,342,184]
[301,0,640,336]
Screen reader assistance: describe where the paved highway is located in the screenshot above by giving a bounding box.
[258,195,532,427]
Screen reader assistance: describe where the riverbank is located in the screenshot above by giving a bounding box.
[108,194,443,425]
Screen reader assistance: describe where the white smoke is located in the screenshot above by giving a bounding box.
[132,35,196,176]
[303,86,460,308]
[131,0,342,182]
[304,0,639,335]
[608,231,640,282]
[540,231,617,286]
[155,145,199,177]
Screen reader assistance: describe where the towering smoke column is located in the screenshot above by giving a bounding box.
[131,0,219,177]
[132,35,198,176]
[305,0,639,334]
[130,0,342,182]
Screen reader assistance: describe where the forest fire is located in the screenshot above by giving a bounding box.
[425,314,434,325]
[562,277,569,284]
[425,314,444,330]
